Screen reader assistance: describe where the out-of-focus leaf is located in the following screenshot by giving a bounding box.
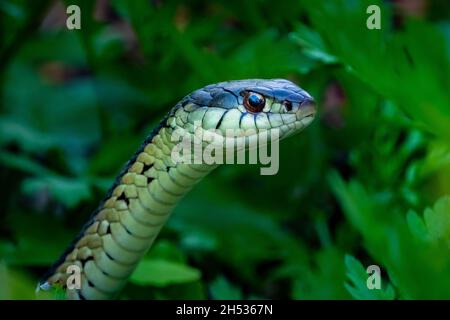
[0,263,52,299]
[406,210,429,242]
[424,196,450,242]
[290,247,350,300]
[0,151,53,176]
[145,240,186,264]
[289,25,337,64]
[210,276,242,300]
[0,118,60,152]
[3,62,102,156]
[130,259,201,287]
[0,213,74,266]
[409,196,450,244]
[22,176,92,209]
[0,1,26,19]
[169,179,308,280]
[228,30,318,76]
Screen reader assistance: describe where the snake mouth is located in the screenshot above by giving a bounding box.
[182,105,317,145]
[190,112,316,149]
[298,113,316,127]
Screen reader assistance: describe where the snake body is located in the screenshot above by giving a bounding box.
[40,79,316,299]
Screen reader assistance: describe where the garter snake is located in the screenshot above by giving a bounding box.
[39,79,317,300]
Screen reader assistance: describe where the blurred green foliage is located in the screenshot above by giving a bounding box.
[0,0,449,299]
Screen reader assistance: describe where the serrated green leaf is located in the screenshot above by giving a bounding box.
[344,255,395,300]
[406,210,429,241]
[423,196,450,242]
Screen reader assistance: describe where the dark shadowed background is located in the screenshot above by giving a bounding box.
[1,0,450,299]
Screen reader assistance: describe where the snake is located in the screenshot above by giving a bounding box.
[38,79,316,300]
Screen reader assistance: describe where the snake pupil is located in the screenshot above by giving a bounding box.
[249,95,261,107]
[243,92,265,112]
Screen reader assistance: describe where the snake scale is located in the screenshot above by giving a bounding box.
[39,79,317,299]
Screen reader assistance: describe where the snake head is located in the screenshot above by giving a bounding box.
[167,79,316,146]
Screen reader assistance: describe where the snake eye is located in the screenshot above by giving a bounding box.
[243,92,266,113]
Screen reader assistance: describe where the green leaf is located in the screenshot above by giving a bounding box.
[22,176,92,209]
[169,179,308,281]
[0,150,93,208]
[0,263,34,299]
[0,117,60,153]
[330,172,450,299]
[407,196,450,244]
[289,24,337,64]
[145,240,187,264]
[344,255,395,300]
[300,0,450,140]
[210,276,243,300]
[0,151,53,176]
[406,210,429,242]
[130,259,201,287]
[0,213,74,266]
[422,196,450,243]
[290,247,350,300]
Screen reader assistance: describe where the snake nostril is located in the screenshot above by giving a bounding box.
[300,97,316,108]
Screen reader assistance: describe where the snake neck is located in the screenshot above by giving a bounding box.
[42,125,216,300]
